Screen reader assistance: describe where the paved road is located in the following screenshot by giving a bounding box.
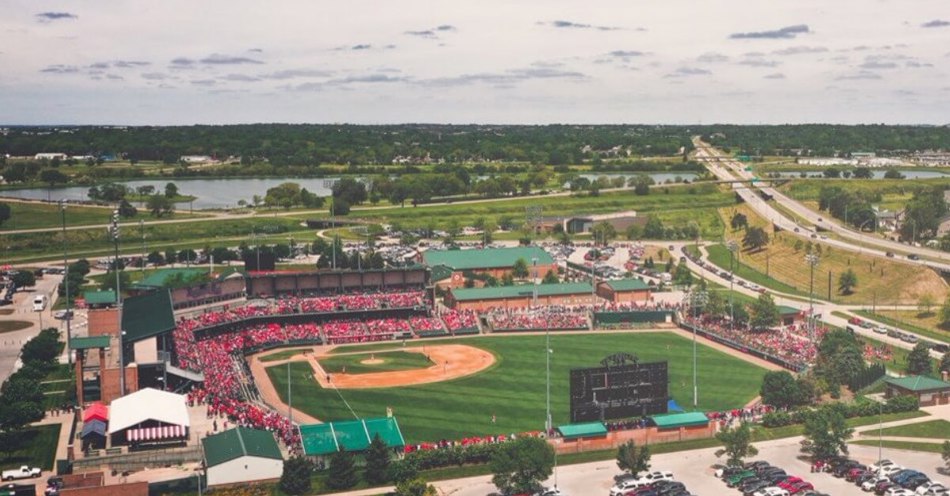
[0,273,71,385]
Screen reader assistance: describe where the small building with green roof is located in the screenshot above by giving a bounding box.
[445,282,596,311]
[884,375,950,406]
[423,246,556,288]
[596,278,652,303]
[202,426,283,486]
[81,290,116,309]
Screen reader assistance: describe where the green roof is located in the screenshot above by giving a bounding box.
[884,375,950,392]
[299,417,405,457]
[450,282,593,302]
[604,278,650,292]
[430,264,454,283]
[777,305,801,316]
[202,426,282,467]
[134,268,206,288]
[83,290,116,305]
[423,247,554,271]
[69,335,111,350]
[557,422,607,439]
[650,412,709,429]
[122,289,176,343]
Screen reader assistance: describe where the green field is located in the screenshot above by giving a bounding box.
[259,348,313,363]
[265,332,768,442]
[850,439,946,453]
[860,419,950,439]
[0,424,61,471]
[317,350,433,374]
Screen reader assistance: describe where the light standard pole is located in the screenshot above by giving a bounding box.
[727,240,738,331]
[805,253,820,342]
[110,210,126,395]
[690,288,707,409]
[288,361,293,425]
[140,219,146,274]
[60,200,72,364]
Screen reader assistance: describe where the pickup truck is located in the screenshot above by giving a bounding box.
[1,466,41,481]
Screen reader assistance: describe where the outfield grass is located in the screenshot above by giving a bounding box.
[317,350,433,374]
[266,333,768,442]
[259,348,313,363]
[850,439,946,453]
[0,424,61,471]
[860,419,950,439]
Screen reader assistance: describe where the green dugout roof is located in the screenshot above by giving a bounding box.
[884,375,950,392]
[82,290,116,305]
[69,335,111,350]
[122,289,176,343]
[557,422,607,439]
[650,412,709,429]
[450,282,593,302]
[299,417,405,456]
[423,246,553,271]
[430,264,454,283]
[202,426,282,467]
[603,278,650,291]
[777,305,801,316]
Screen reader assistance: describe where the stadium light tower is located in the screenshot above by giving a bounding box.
[805,252,820,341]
[726,240,738,331]
[110,210,125,395]
[60,200,72,364]
[689,287,707,408]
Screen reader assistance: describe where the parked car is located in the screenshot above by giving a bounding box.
[753,487,790,496]
[1,467,41,481]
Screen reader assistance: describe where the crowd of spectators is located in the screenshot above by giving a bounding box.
[440,309,479,332]
[409,316,447,333]
[488,306,589,331]
[594,301,682,312]
[683,316,824,370]
[288,290,426,314]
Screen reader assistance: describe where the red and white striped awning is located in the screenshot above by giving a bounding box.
[126,424,186,442]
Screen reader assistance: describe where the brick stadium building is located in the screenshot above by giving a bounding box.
[444,282,596,311]
[596,278,652,303]
[424,246,556,288]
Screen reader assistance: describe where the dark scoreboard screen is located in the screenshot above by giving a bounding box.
[569,360,668,422]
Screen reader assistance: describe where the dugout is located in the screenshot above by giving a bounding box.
[593,310,673,326]
[299,417,405,458]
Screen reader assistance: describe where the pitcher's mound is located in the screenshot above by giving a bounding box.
[312,344,495,389]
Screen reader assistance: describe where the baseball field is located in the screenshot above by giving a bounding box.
[263,332,768,442]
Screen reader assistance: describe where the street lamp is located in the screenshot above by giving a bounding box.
[726,240,738,331]
[110,210,126,396]
[60,200,72,364]
[805,253,820,342]
[140,219,146,274]
[688,288,708,408]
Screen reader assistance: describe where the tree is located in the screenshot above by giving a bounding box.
[742,227,770,252]
[147,194,175,217]
[489,436,555,496]
[591,221,617,246]
[264,182,303,209]
[326,448,359,490]
[332,177,368,205]
[39,168,68,188]
[730,212,748,231]
[760,371,801,409]
[852,167,873,179]
[512,257,530,279]
[801,404,854,460]
[279,457,312,495]
[838,269,857,295]
[542,270,559,284]
[883,169,905,180]
[147,251,165,266]
[394,477,438,496]
[164,182,179,198]
[332,197,351,216]
[672,259,693,286]
[616,440,651,478]
[117,199,137,218]
[364,433,391,486]
[99,270,130,294]
[714,422,759,467]
[918,294,936,317]
[749,293,779,330]
[136,185,155,197]
[11,270,36,288]
[943,440,950,473]
[940,352,950,373]
[940,297,950,328]
[643,216,665,239]
[906,343,933,375]
[813,329,866,389]
[0,202,10,227]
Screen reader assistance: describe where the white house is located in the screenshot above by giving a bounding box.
[202,427,283,486]
[34,153,68,160]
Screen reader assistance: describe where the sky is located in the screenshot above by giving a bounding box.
[2,0,949,125]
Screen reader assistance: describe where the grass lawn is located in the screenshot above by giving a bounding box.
[0,321,32,333]
[714,204,945,305]
[859,309,950,344]
[860,419,950,439]
[316,350,433,374]
[265,332,768,442]
[0,424,61,471]
[0,201,113,232]
[706,244,807,297]
[850,439,946,453]
[259,348,313,363]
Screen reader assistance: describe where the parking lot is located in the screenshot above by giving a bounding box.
[434,436,950,496]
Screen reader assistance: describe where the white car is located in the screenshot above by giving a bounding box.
[864,478,891,492]
[869,460,896,472]
[1,466,41,481]
[886,488,916,496]
[534,488,563,496]
[880,465,905,476]
[873,326,889,335]
[608,471,673,495]
[917,482,949,495]
[753,487,789,496]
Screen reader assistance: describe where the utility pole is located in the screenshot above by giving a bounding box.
[805,253,820,342]
[111,210,125,395]
[60,201,72,364]
[727,240,738,331]
[140,219,146,274]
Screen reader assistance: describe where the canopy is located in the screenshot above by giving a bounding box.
[83,403,109,423]
[299,417,405,456]
[109,388,190,434]
[556,422,608,439]
[127,424,187,442]
[81,419,107,438]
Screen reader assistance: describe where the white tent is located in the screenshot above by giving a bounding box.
[108,388,190,435]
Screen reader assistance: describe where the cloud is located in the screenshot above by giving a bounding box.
[190,79,217,86]
[905,60,933,68]
[607,50,647,58]
[112,60,150,68]
[200,53,263,65]
[260,69,333,80]
[739,58,780,67]
[772,46,827,56]
[40,65,80,74]
[170,57,196,67]
[435,25,456,31]
[330,74,408,84]
[859,60,897,69]
[763,73,786,79]
[89,62,110,69]
[35,12,77,22]
[540,20,621,31]
[921,19,950,28]
[141,72,169,80]
[221,73,261,82]
[730,24,810,39]
[105,74,123,81]
[420,67,587,87]
[406,24,458,39]
[836,71,882,80]
[351,44,372,50]
[248,48,263,53]
[405,30,436,38]
[664,67,711,78]
[696,52,729,63]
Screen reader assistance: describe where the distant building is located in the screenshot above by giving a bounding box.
[423,246,556,288]
[872,206,903,232]
[596,278,652,303]
[34,152,68,160]
[564,211,645,235]
[884,375,950,406]
[796,157,857,167]
[445,282,596,311]
[180,155,213,163]
[203,427,283,486]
